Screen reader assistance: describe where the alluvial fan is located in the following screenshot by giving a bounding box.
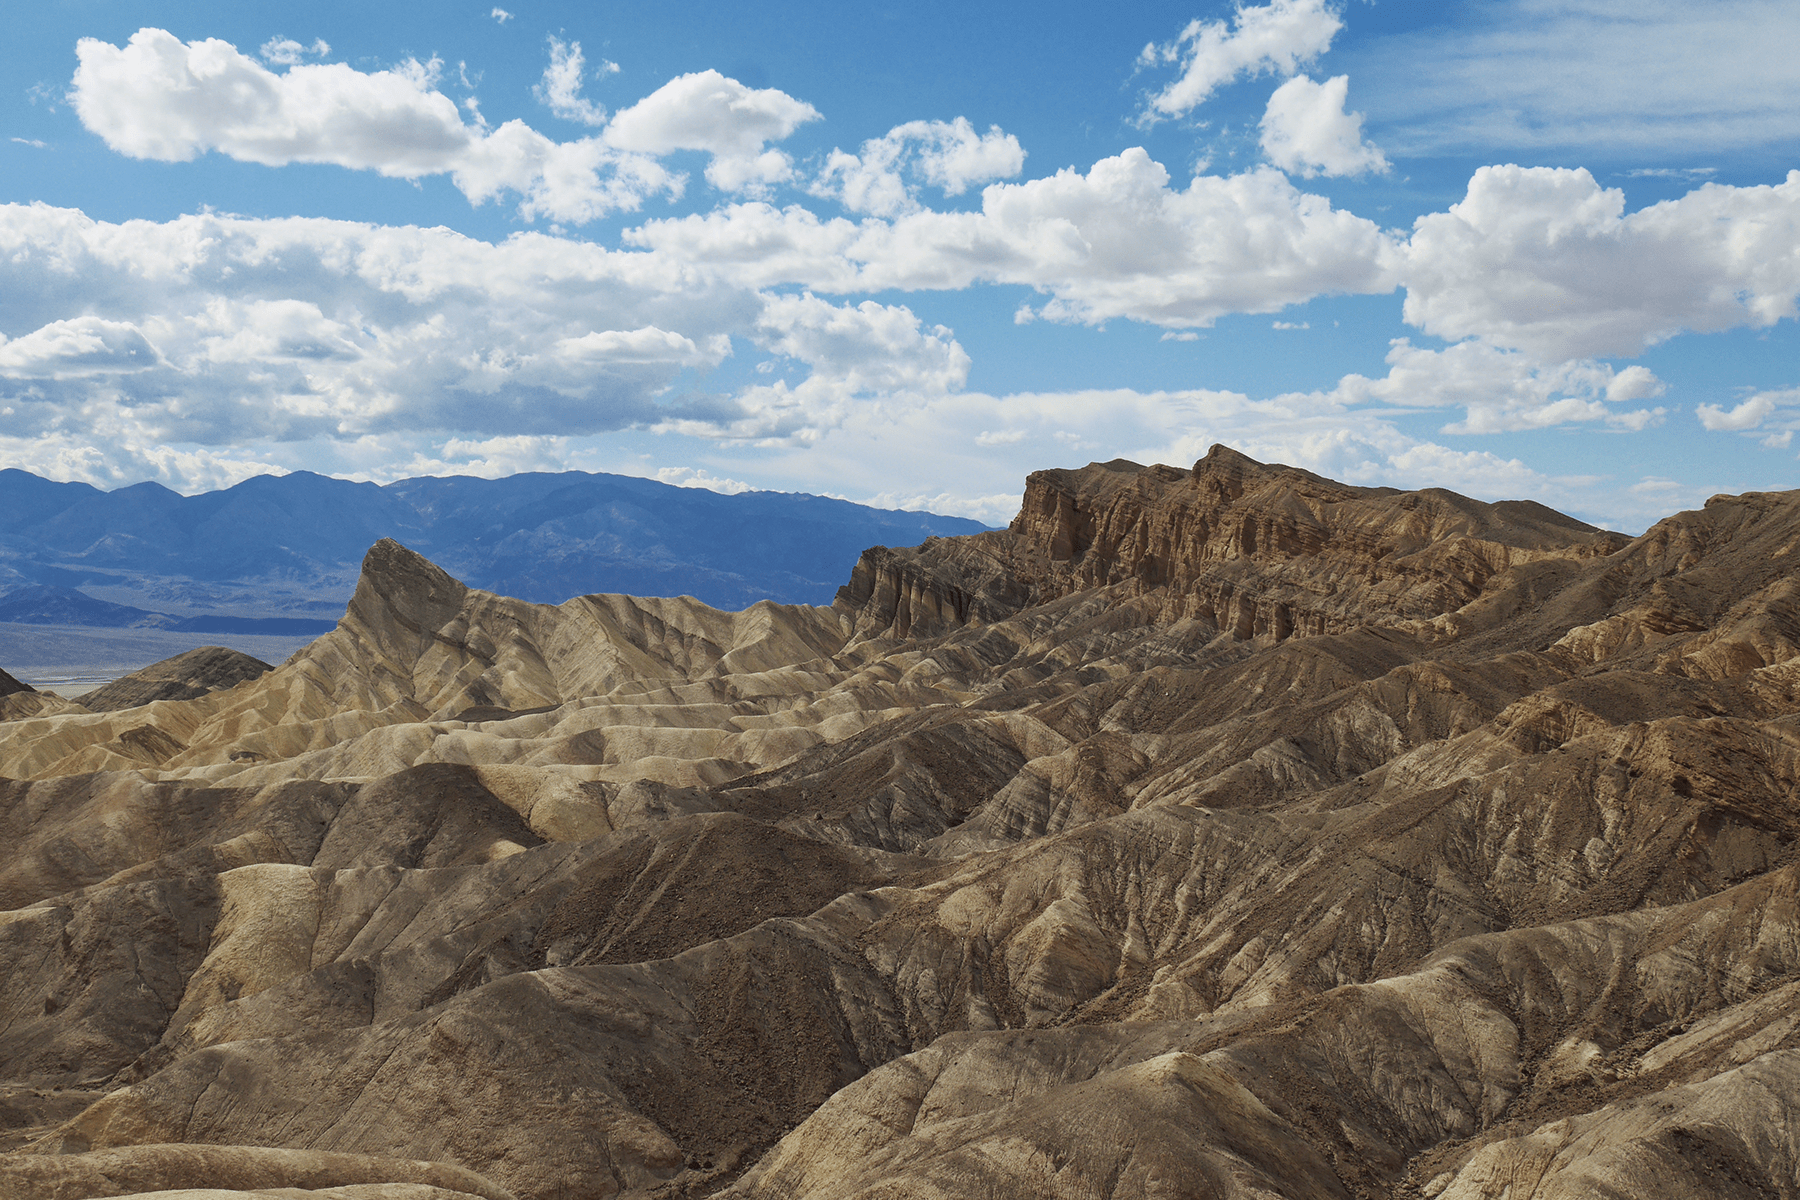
[5,445,1800,1199]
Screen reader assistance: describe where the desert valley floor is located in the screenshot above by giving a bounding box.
[5,446,1800,1199]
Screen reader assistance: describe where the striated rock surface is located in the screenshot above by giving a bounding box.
[5,448,1800,1198]
[78,647,274,713]
[837,445,1622,643]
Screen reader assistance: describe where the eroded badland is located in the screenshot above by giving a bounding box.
[5,445,1800,1199]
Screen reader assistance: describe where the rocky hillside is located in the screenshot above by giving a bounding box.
[3,446,1799,1199]
[75,647,274,713]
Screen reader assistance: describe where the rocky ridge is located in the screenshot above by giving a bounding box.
[77,647,275,713]
[2,446,1799,1198]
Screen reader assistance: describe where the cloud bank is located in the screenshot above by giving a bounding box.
[1401,166,1800,359]
[633,151,1397,326]
[69,29,827,222]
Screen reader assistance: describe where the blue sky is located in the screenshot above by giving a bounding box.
[3,0,1798,530]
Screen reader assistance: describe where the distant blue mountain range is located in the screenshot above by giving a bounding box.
[0,583,342,634]
[0,468,993,620]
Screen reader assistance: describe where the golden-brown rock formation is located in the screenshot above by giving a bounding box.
[5,448,1800,1199]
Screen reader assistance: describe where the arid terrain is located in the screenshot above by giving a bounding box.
[4,445,1800,1199]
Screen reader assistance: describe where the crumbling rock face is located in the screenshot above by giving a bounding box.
[837,446,1624,645]
[5,448,1800,1199]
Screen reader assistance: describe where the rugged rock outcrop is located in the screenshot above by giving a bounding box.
[5,449,1800,1199]
[78,647,274,713]
[837,446,1623,644]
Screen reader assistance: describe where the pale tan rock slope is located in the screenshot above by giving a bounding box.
[5,444,1800,1199]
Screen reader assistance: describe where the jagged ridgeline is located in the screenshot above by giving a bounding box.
[5,445,1800,1200]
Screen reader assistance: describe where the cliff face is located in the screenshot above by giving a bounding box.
[7,449,1800,1200]
[838,445,1624,643]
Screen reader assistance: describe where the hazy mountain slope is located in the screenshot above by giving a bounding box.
[385,471,991,607]
[0,467,989,617]
[4,446,1800,1199]
[0,584,170,629]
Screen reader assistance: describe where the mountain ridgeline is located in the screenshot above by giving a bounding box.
[5,445,1800,1200]
[0,467,990,619]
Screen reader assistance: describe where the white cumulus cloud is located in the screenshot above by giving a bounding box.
[1696,389,1797,431]
[602,69,819,194]
[1143,0,1343,118]
[390,434,574,480]
[552,327,716,365]
[34,29,1800,531]
[656,293,971,443]
[815,118,1026,217]
[633,150,1399,327]
[75,31,463,169]
[259,36,329,66]
[70,28,678,223]
[653,465,754,494]
[754,293,968,396]
[1259,74,1387,177]
[772,381,1606,529]
[535,36,608,127]
[0,202,753,454]
[0,316,162,378]
[1317,338,1667,434]
[0,203,1002,482]
[1400,165,1800,359]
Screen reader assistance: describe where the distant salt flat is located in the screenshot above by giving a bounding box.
[14,671,122,699]
[0,623,321,695]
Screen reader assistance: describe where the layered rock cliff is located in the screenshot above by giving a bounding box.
[4,448,1800,1200]
[837,445,1623,643]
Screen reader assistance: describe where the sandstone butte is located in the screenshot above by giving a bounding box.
[4,444,1800,1199]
